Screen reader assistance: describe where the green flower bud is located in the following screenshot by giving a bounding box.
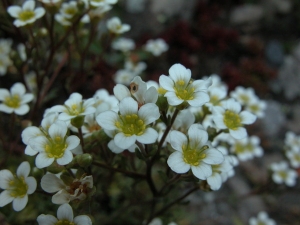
[61,171,74,186]
[71,115,85,128]
[76,153,93,167]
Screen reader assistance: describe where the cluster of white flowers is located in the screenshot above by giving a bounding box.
[269,131,300,187]
[0,39,13,76]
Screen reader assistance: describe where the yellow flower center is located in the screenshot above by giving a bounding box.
[9,175,28,198]
[66,104,85,116]
[55,220,75,225]
[278,171,288,179]
[249,104,259,113]
[64,7,77,16]
[240,94,249,103]
[115,114,146,137]
[4,94,21,108]
[158,87,167,95]
[223,110,241,130]
[174,79,195,101]
[45,136,67,158]
[18,10,35,22]
[182,144,208,166]
[209,95,220,105]
[233,142,246,154]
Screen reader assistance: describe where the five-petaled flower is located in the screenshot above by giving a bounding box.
[0,161,37,211]
[7,0,45,27]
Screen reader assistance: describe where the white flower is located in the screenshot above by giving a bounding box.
[205,85,227,110]
[106,17,130,34]
[0,39,13,55]
[0,54,12,76]
[7,0,45,27]
[114,69,137,85]
[37,203,92,225]
[230,86,257,106]
[212,98,256,139]
[87,0,117,8]
[93,89,119,113]
[270,161,297,187]
[125,60,147,75]
[167,124,224,180]
[159,64,211,107]
[0,82,34,115]
[55,13,72,26]
[286,148,300,168]
[246,97,267,119]
[0,162,37,211]
[96,97,160,150]
[230,136,263,161]
[249,211,276,225]
[17,43,27,61]
[28,121,80,168]
[41,173,93,204]
[284,131,300,151]
[112,38,135,52]
[114,76,158,105]
[149,218,162,225]
[59,1,78,19]
[50,93,96,122]
[145,38,169,56]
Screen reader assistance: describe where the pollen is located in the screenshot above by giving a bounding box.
[183,145,208,166]
[117,113,146,136]
[174,80,195,101]
[45,136,68,159]
[4,94,21,108]
[9,176,28,198]
[18,10,35,22]
[223,110,242,130]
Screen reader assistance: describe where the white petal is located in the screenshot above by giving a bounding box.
[138,103,160,124]
[113,84,130,101]
[21,126,42,144]
[207,173,222,190]
[65,136,80,151]
[165,92,183,106]
[26,177,37,194]
[225,99,241,113]
[34,7,46,19]
[96,111,118,130]
[159,75,174,91]
[12,195,28,211]
[169,131,187,152]
[187,91,210,107]
[136,127,158,144]
[169,64,191,84]
[57,203,73,221]
[35,152,54,168]
[41,174,65,193]
[119,97,138,115]
[0,190,14,207]
[21,93,34,104]
[202,149,224,165]
[240,111,256,125]
[29,136,48,152]
[167,151,190,173]
[230,127,247,139]
[7,6,22,18]
[0,170,14,189]
[14,104,30,115]
[17,161,30,178]
[37,215,58,225]
[73,215,92,225]
[0,104,14,114]
[191,163,212,180]
[52,190,70,204]
[11,83,25,96]
[108,140,124,153]
[23,0,35,10]
[48,121,67,139]
[114,132,136,149]
[144,86,158,103]
[56,150,73,165]
[188,124,208,147]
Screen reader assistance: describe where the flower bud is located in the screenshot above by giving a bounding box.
[76,153,93,167]
[47,161,65,174]
[71,115,85,128]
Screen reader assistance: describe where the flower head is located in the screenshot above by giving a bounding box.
[37,203,92,225]
[270,161,297,187]
[0,162,37,211]
[249,211,276,225]
[167,124,224,180]
[106,17,130,34]
[96,97,160,150]
[112,38,135,52]
[0,82,34,115]
[212,98,256,139]
[159,64,211,107]
[7,0,45,27]
[145,38,169,56]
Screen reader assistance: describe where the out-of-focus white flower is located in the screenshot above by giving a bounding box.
[114,69,137,85]
[88,4,112,18]
[28,121,80,168]
[7,0,45,27]
[0,162,37,211]
[270,161,297,187]
[286,148,300,168]
[17,43,27,61]
[159,64,211,107]
[87,0,117,8]
[97,97,160,150]
[246,97,267,119]
[212,98,256,139]
[205,86,227,110]
[285,131,300,151]
[112,38,135,52]
[0,82,34,115]
[0,54,12,76]
[125,60,147,75]
[37,203,92,225]
[41,173,93,204]
[167,124,224,180]
[230,86,257,106]
[39,0,62,4]
[60,1,78,19]
[230,136,263,161]
[145,38,168,56]
[106,17,130,34]
[0,39,13,55]
[249,211,276,225]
